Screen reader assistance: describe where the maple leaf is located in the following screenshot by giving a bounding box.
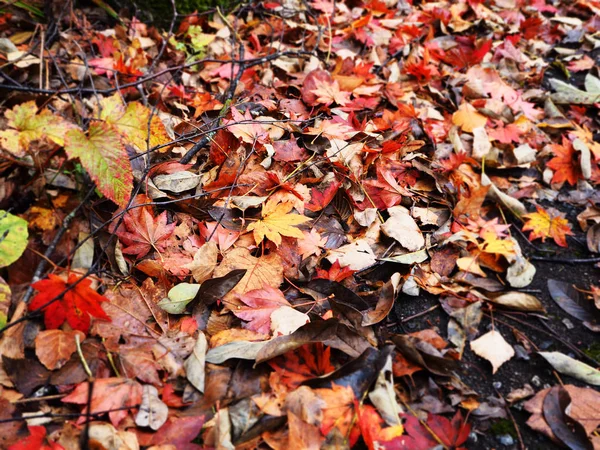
[213,247,284,301]
[523,206,573,248]
[29,273,111,333]
[452,103,487,133]
[315,384,361,444]
[547,137,583,185]
[479,232,516,258]
[297,229,327,259]
[358,405,404,450]
[64,122,134,208]
[0,101,74,157]
[315,259,356,282]
[247,201,311,246]
[116,209,176,258]
[310,78,351,106]
[268,343,335,388]
[96,94,171,153]
[403,49,440,83]
[388,412,470,449]
[488,121,522,144]
[62,377,143,427]
[223,107,269,144]
[7,425,64,450]
[233,285,291,334]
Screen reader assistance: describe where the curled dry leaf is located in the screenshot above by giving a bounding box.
[135,384,169,431]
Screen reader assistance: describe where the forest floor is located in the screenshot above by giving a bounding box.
[0,0,599,449]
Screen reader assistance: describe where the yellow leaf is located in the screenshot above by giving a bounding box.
[247,202,311,246]
[452,103,487,133]
[523,206,573,248]
[0,101,74,157]
[97,95,171,153]
[479,232,516,258]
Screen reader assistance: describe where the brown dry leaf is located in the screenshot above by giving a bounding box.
[183,241,219,283]
[213,247,284,302]
[525,385,600,437]
[35,329,85,370]
[288,412,325,450]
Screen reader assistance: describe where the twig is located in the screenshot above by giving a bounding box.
[529,255,600,264]
[401,304,439,322]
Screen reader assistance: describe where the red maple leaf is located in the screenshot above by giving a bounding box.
[547,137,583,186]
[116,208,176,258]
[387,412,471,449]
[315,260,356,282]
[268,343,335,388]
[29,274,111,333]
[488,120,523,144]
[403,49,440,83]
[305,179,341,212]
[8,425,65,450]
[233,285,291,334]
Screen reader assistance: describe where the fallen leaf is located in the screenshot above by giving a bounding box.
[0,211,28,269]
[29,274,110,333]
[538,352,600,386]
[184,331,207,392]
[523,206,573,247]
[382,206,424,252]
[62,377,143,427]
[64,122,133,208]
[233,285,291,334]
[135,384,168,430]
[247,201,311,246]
[470,330,514,374]
[35,330,85,370]
[452,103,487,133]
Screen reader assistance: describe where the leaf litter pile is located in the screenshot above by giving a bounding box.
[0,0,599,448]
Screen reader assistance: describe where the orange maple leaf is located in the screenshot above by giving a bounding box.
[29,274,111,333]
[522,206,573,248]
[547,137,583,186]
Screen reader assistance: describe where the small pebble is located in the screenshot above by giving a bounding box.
[531,375,541,387]
[514,345,530,360]
[493,382,502,390]
[539,340,553,350]
[467,432,478,444]
[562,318,575,330]
[498,434,515,446]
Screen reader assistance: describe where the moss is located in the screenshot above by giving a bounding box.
[490,419,517,438]
[583,342,600,361]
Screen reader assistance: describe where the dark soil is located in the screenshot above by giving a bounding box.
[391,235,599,449]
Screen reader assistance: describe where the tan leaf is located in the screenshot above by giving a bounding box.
[470,330,514,373]
[183,241,219,282]
[35,329,85,370]
[213,247,284,301]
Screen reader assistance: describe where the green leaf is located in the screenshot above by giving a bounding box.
[65,122,133,208]
[538,351,600,386]
[158,283,201,314]
[0,210,28,268]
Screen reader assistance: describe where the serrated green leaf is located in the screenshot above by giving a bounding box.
[64,122,133,208]
[0,210,28,268]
